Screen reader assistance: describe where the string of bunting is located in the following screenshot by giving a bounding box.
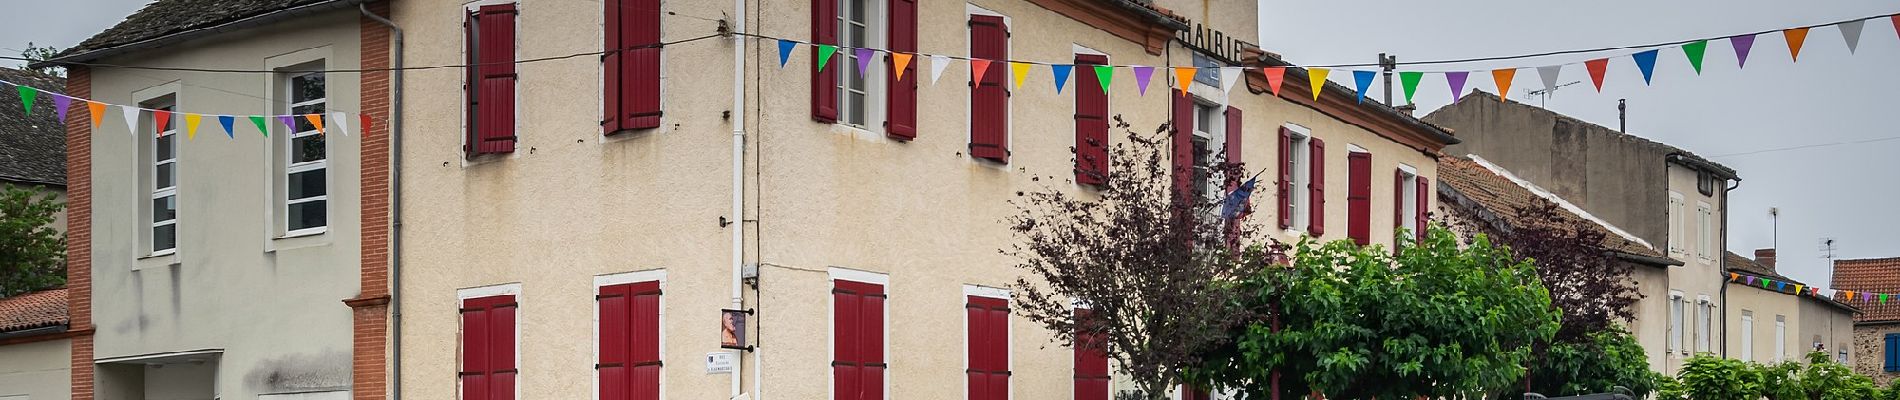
[0,78,368,140]
[755,13,1898,104]
[1729,272,1897,306]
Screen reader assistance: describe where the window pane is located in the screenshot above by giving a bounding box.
[155,163,174,189]
[154,223,176,251]
[845,91,865,125]
[289,199,327,231]
[156,134,174,161]
[153,195,176,223]
[292,74,326,104]
[289,169,326,200]
[292,134,327,164]
[292,103,326,132]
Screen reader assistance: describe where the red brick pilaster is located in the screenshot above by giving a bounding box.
[349,2,395,400]
[64,65,96,400]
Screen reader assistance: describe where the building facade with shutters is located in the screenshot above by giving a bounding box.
[1721,250,1857,367]
[30,1,400,399]
[1830,256,1900,386]
[389,0,1455,399]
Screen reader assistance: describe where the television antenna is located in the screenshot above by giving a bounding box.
[1526,81,1581,108]
[1818,237,1837,260]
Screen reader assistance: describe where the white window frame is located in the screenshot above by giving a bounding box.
[1667,291,1684,353]
[1695,295,1712,353]
[1741,310,1755,362]
[828,268,890,400]
[1284,124,1314,234]
[282,70,329,237]
[1191,100,1228,201]
[1773,315,1786,363]
[1667,191,1685,256]
[1396,163,1421,238]
[1696,201,1714,261]
[835,0,887,131]
[456,282,523,400]
[963,284,1012,400]
[146,99,179,257]
[593,270,665,400]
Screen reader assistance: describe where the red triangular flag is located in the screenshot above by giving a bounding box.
[152,110,172,136]
[1892,16,1900,41]
[1584,58,1609,92]
[1261,67,1286,96]
[970,60,992,88]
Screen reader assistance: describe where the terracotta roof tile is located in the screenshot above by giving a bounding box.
[1832,257,1900,323]
[0,288,68,333]
[1437,156,1666,261]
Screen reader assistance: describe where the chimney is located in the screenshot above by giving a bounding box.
[1755,248,1777,271]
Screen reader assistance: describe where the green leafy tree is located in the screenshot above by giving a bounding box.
[1655,375,1689,400]
[1787,351,1878,400]
[1193,226,1560,399]
[18,42,63,76]
[1518,328,1664,398]
[0,184,65,297]
[1678,355,1762,400]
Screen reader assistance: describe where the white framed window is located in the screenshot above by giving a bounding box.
[1397,164,1421,236]
[1667,191,1685,255]
[1741,310,1755,361]
[1695,296,1712,353]
[143,99,179,256]
[1773,315,1786,362]
[1285,125,1314,232]
[1696,201,1713,261]
[281,70,328,236]
[1191,101,1227,201]
[1667,291,1683,352]
[836,0,886,129]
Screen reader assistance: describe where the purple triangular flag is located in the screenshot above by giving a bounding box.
[1745,276,1757,285]
[1132,66,1154,96]
[1731,34,1757,68]
[854,48,874,77]
[1446,71,1470,102]
[50,94,71,124]
[278,115,297,132]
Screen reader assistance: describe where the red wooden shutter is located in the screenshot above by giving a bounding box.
[1183,386,1211,400]
[1394,169,1406,242]
[599,282,661,400]
[810,0,839,122]
[1346,151,1371,245]
[622,0,663,130]
[462,295,518,400]
[1170,92,1194,205]
[1308,137,1326,235]
[1276,128,1292,229]
[1224,107,1243,173]
[967,296,1010,400]
[885,0,918,140]
[1073,308,1109,400]
[1073,54,1110,186]
[1416,177,1430,242]
[467,5,518,156]
[968,15,1010,162]
[602,0,621,134]
[835,281,887,400]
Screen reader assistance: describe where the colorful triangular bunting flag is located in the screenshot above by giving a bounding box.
[892,53,913,81]
[1132,66,1155,96]
[305,114,325,135]
[1010,62,1031,89]
[1308,68,1330,101]
[1093,65,1113,94]
[1632,49,1659,85]
[219,115,236,138]
[1584,58,1609,91]
[1682,40,1708,74]
[330,111,350,136]
[1219,67,1242,94]
[88,102,106,128]
[1351,70,1374,103]
[854,48,875,77]
[970,60,992,88]
[15,86,36,114]
[777,40,796,68]
[184,113,201,140]
[51,95,70,123]
[250,115,270,137]
[1536,65,1561,93]
[152,110,171,135]
[1262,67,1286,97]
[1491,68,1517,101]
[929,55,950,85]
[1445,71,1469,102]
[1399,71,1421,104]
[1783,27,1810,62]
[120,106,140,137]
[1051,64,1073,94]
[1731,34,1757,68]
[1174,67,1197,96]
[1838,19,1865,54]
[815,45,838,72]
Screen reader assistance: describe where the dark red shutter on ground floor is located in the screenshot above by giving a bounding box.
[461,294,517,400]
[1394,168,1406,242]
[598,282,660,400]
[1347,151,1371,245]
[967,296,1010,400]
[835,280,887,400]
[1416,176,1430,242]
[1074,308,1109,400]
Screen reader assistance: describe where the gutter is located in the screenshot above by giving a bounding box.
[32,0,368,68]
[0,324,66,341]
[1666,153,1739,181]
[361,5,405,400]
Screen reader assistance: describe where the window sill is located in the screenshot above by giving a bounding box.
[829,123,890,143]
[134,251,180,271]
[278,227,328,240]
[139,249,176,260]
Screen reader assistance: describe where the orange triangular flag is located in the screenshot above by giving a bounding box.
[1730,272,1740,282]
[1173,67,1197,95]
[152,110,172,136]
[1262,67,1286,96]
[891,53,913,81]
[1784,27,1810,61]
[87,102,107,128]
[305,114,325,135]
[971,59,992,88]
[1491,68,1517,102]
[1843,290,1855,299]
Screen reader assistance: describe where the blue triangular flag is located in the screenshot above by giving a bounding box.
[1352,70,1376,103]
[1051,64,1073,94]
[218,115,236,138]
[1632,49,1660,85]
[1220,178,1258,221]
[1776,281,1786,291]
[777,40,796,68]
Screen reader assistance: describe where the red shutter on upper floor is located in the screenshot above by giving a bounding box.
[1394,169,1406,242]
[1169,92,1194,205]
[1276,128,1292,229]
[1416,176,1430,242]
[1073,54,1110,186]
[809,0,839,122]
[467,5,518,156]
[1346,151,1371,245]
[968,15,1010,162]
[599,282,661,400]
[967,296,1010,400]
[1183,386,1211,400]
[835,281,887,400]
[1074,308,1109,400]
[1308,137,1326,235]
[603,0,661,133]
[885,0,918,140]
[461,295,518,400]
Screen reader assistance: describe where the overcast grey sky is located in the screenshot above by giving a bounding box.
[1259,0,1900,288]
[3,0,1892,288]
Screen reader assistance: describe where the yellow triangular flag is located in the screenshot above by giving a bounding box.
[1010,62,1031,89]
[305,114,325,136]
[1308,68,1330,101]
[1491,68,1517,102]
[1794,284,1805,294]
[184,113,202,140]
[892,53,913,81]
[87,101,106,128]
[1173,67,1197,95]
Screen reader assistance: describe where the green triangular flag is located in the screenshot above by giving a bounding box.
[1094,65,1114,94]
[1762,279,1772,289]
[815,45,838,72]
[1682,40,1708,74]
[15,86,37,115]
[1399,71,1423,104]
[249,116,270,137]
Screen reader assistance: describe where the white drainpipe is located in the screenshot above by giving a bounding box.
[729,0,749,397]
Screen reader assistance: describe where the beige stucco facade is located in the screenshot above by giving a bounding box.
[1659,163,1725,373]
[0,338,71,400]
[79,9,365,399]
[392,0,1443,399]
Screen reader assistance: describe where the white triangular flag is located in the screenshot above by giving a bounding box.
[330,111,351,136]
[1838,19,1866,54]
[1219,67,1242,94]
[121,106,142,137]
[1537,65,1562,92]
[929,55,951,85]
